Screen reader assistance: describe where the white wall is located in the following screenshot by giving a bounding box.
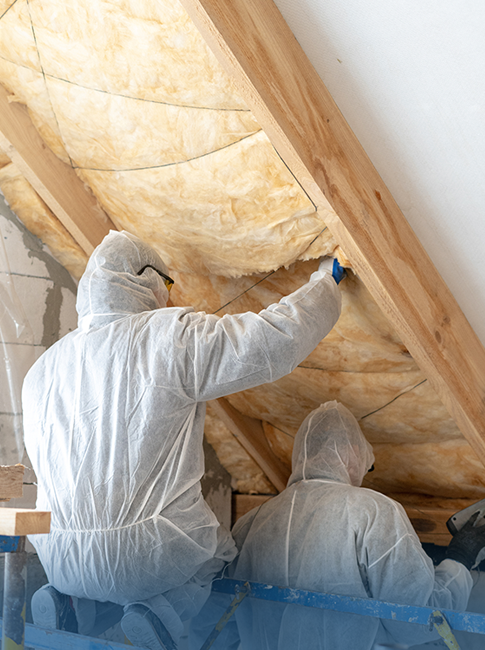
[274,0,485,345]
[0,194,78,509]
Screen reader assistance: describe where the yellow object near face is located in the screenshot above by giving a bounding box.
[137,265,174,292]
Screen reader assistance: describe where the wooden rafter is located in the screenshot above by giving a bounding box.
[0,83,115,255]
[210,398,290,492]
[179,0,485,465]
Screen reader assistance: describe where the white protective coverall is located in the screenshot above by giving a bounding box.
[22,231,342,641]
[228,401,473,650]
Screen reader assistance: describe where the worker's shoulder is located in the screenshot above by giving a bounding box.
[357,486,408,518]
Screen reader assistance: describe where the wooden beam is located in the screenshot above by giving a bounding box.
[232,493,273,527]
[210,398,290,492]
[0,83,116,255]
[0,509,51,536]
[0,464,24,501]
[179,0,485,465]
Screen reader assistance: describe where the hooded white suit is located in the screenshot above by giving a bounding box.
[22,231,341,640]
[229,402,473,650]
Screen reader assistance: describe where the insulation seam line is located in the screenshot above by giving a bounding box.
[297,365,405,374]
[0,60,252,113]
[25,0,75,169]
[73,130,263,173]
[213,271,275,315]
[44,74,252,112]
[271,423,294,439]
[273,145,317,210]
[0,0,18,21]
[359,379,428,420]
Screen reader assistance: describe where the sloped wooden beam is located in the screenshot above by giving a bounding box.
[0,83,115,255]
[180,0,485,465]
[210,398,290,492]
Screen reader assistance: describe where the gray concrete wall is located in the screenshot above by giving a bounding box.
[0,194,78,509]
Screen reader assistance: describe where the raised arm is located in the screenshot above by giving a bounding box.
[181,265,341,402]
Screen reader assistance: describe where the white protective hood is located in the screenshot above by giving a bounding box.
[288,401,375,487]
[76,230,170,329]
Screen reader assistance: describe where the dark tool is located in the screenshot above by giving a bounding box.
[446,498,485,535]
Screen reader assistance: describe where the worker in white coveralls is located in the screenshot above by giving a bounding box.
[192,401,485,650]
[22,230,346,650]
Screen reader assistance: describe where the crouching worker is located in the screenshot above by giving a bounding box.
[209,401,483,650]
[23,231,344,650]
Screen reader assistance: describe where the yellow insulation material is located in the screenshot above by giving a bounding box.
[0,0,482,499]
[0,162,88,278]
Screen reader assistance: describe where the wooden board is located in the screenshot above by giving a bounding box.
[232,493,273,527]
[0,83,116,255]
[0,464,24,501]
[210,398,290,492]
[0,508,51,536]
[179,0,485,467]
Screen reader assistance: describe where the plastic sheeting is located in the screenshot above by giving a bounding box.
[0,219,35,464]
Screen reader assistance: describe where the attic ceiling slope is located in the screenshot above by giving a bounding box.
[179,0,485,464]
[0,0,484,510]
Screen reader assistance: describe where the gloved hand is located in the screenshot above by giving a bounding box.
[318,257,347,285]
[445,511,485,569]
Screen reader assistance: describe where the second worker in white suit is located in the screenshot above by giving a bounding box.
[23,230,344,650]
[226,401,480,650]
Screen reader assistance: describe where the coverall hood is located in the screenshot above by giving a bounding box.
[288,401,375,487]
[76,230,170,329]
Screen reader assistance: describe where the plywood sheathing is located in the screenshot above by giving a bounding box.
[0,0,483,501]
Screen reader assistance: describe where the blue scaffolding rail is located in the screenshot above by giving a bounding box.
[211,577,485,635]
[2,557,485,649]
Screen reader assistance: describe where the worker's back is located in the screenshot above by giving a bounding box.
[229,402,470,650]
[23,299,231,603]
[22,231,236,605]
[22,231,347,645]
[231,481,408,650]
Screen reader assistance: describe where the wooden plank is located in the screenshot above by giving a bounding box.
[232,493,273,526]
[0,508,51,535]
[0,464,24,501]
[0,83,116,255]
[210,398,290,492]
[179,0,485,466]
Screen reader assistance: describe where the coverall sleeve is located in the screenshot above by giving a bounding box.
[360,494,473,646]
[179,269,341,402]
